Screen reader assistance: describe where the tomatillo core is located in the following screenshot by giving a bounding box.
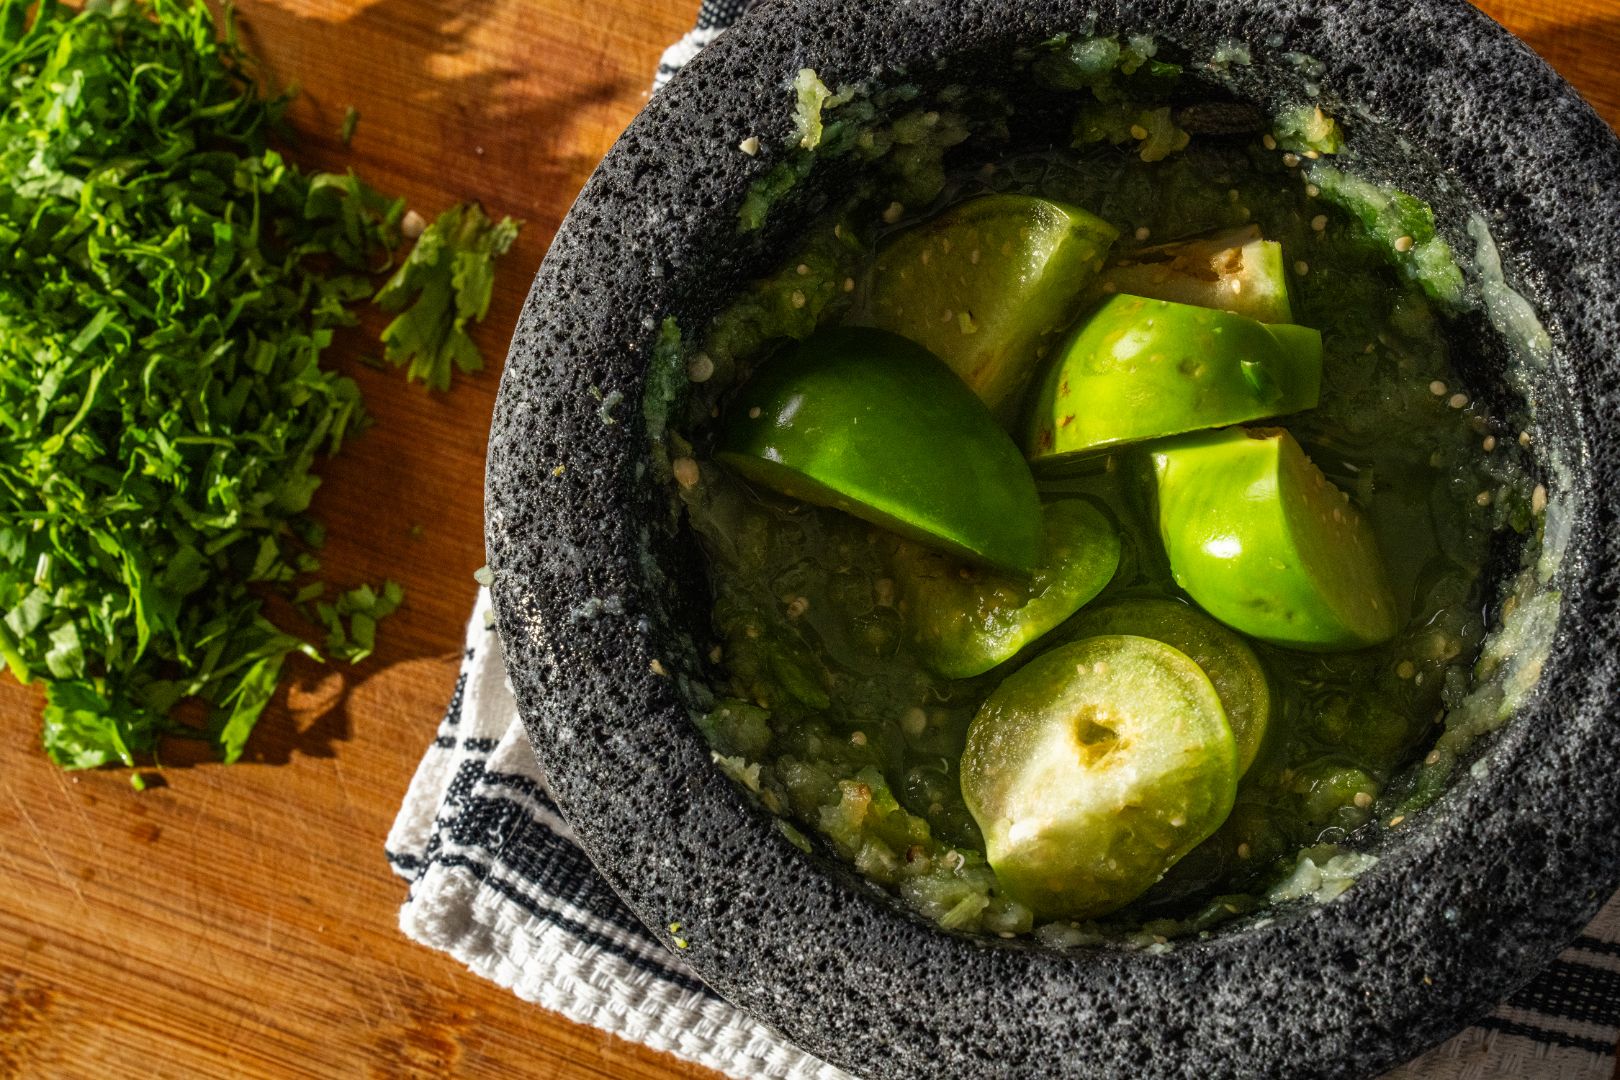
[962,634,1238,920]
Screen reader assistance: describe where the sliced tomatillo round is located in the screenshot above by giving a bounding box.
[1102,225,1294,323]
[894,498,1121,680]
[1064,598,1271,775]
[859,194,1118,422]
[718,327,1042,573]
[1026,294,1322,465]
[961,635,1237,920]
[1151,426,1400,650]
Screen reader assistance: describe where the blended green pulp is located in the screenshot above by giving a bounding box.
[673,137,1535,940]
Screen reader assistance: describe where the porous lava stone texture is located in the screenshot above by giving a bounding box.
[485,1,1620,1076]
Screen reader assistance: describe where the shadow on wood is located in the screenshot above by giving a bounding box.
[232,0,640,216]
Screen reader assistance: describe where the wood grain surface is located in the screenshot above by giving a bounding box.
[0,2,1616,1078]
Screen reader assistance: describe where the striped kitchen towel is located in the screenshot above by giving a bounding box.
[387,4,1620,1077]
[653,0,751,89]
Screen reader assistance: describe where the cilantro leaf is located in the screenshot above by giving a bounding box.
[375,203,522,390]
[310,579,405,664]
[42,680,149,770]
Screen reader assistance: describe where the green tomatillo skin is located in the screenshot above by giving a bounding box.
[962,635,1237,920]
[1026,294,1322,465]
[894,497,1121,679]
[718,327,1043,573]
[1151,427,1401,650]
[860,194,1118,422]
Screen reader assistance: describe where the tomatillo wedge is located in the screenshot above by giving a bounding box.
[1102,225,1294,323]
[859,194,1118,422]
[1151,427,1400,650]
[1026,294,1322,465]
[962,635,1237,920]
[1064,598,1271,775]
[895,498,1121,679]
[718,327,1042,573]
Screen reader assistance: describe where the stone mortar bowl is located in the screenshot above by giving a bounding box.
[485,0,1620,1076]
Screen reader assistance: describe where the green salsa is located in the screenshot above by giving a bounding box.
[656,45,1540,942]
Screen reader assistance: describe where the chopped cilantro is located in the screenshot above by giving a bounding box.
[0,0,511,773]
[375,202,522,390]
[309,580,405,665]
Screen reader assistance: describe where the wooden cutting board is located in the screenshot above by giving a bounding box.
[0,2,1615,1077]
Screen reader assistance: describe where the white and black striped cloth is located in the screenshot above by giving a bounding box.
[652,0,754,89]
[387,6,1620,1076]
